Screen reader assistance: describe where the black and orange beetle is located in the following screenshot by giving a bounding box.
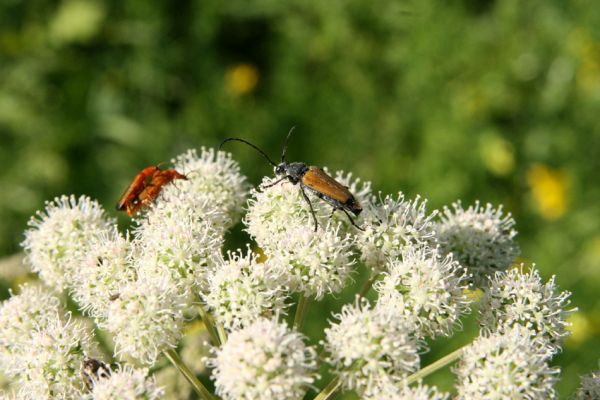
[220,128,363,231]
[116,165,187,217]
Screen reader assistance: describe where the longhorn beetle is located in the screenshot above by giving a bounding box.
[116,164,187,217]
[220,128,363,231]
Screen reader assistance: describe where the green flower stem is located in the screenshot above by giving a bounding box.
[404,344,468,385]
[216,321,228,344]
[314,376,341,400]
[164,348,216,400]
[197,302,221,347]
[293,294,310,331]
[358,273,379,298]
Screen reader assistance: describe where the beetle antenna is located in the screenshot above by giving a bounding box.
[281,126,296,163]
[219,138,278,167]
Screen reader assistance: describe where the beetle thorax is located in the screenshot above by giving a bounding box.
[274,162,308,183]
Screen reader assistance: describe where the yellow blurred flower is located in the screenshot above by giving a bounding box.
[479,134,515,176]
[565,312,596,348]
[526,164,569,220]
[225,63,259,96]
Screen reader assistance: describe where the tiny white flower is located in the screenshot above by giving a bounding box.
[22,195,114,291]
[102,275,187,365]
[365,379,449,400]
[172,147,250,229]
[84,365,164,400]
[375,246,471,338]
[323,298,421,395]
[479,265,574,351]
[209,318,317,400]
[436,201,520,287]
[70,228,135,319]
[246,176,357,299]
[204,248,288,331]
[357,193,436,273]
[575,369,600,400]
[454,324,559,399]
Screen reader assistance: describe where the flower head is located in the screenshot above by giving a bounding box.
[209,318,317,400]
[70,228,135,319]
[575,369,600,400]
[479,265,574,351]
[375,246,471,338]
[172,147,250,229]
[365,380,449,400]
[454,324,559,399]
[22,195,114,291]
[102,275,187,365]
[84,365,164,400]
[18,315,98,399]
[323,298,421,395]
[357,193,436,273]
[436,201,520,287]
[245,176,357,299]
[0,284,63,376]
[204,248,288,331]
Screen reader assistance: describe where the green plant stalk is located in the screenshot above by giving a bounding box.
[358,273,379,298]
[314,376,341,400]
[197,302,221,347]
[216,321,228,344]
[293,294,310,331]
[164,348,216,400]
[404,344,468,385]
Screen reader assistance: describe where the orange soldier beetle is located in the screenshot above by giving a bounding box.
[116,165,187,217]
[220,128,363,232]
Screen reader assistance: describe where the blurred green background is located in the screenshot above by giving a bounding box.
[1,0,599,397]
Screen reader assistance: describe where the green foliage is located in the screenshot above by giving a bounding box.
[1,0,599,397]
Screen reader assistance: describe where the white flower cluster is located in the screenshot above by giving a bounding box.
[436,201,520,287]
[375,246,471,338]
[365,380,449,400]
[209,318,317,400]
[479,265,574,351]
[575,369,600,400]
[21,148,249,366]
[22,195,114,291]
[0,284,98,399]
[245,175,357,299]
[357,193,436,273]
[454,324,559,399]
[204,249,288,331]
[83,365,164,400]
[323,299,421,395]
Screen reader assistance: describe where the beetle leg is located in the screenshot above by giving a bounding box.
[328,207,338,220]
[300,185,319,232]
[261,175,291,189]
[341,208,365,231]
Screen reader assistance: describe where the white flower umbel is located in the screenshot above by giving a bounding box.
[454,325,559,399]
[246,176,357,299]
[22,195,114,291]
[204,249,288,331]
[479,265,574,352]
[84,365,164,400]
[209,318,317,400]
[172,147,250,229]
[357,193,436,273]
[436,201,519,287]
[134,190,225,301]
[0,284,63,377]
[70,228,135,319]
[375,246,471,338]
[323,299,421,395]
[575,369,600,400]
[365,379,449,400]
[18,315,98,399]
[102,275,187,365]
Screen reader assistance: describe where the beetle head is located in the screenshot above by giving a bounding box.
[275,163,287,176]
